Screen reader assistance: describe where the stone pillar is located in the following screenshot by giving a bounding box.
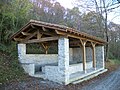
[91,42,96,70]
[29,64,35,75]
[101,46,105,69]
[18,44,26,61]
[96,46,105,69]
[58,37,69,85]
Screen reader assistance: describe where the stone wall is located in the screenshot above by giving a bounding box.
[69,61,93,74]
[18,44,58,75]
[72,47,92,63]
[45,66,64,84]
[96,46,104,69]
[18,43,105,85]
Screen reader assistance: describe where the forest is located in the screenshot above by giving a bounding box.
[0,0,120,59]
[0,0,120,85]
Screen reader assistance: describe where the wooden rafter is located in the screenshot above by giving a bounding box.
[14,38,24,41]
[21,32,32,36]
[21,36,59,43]
[55,30,104,45]
[23,31,37,41]
[41,43,50,54]
[36,29,57,36]
[42,26,48,31]
[37,30,43,39]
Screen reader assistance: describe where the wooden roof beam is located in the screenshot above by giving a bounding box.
[55,30,104,45]
[37,30,43,39]
[21,36,60,43]
[42,26,49,31]
[14,38,24,42]
[21,32,32,36]
[23,31,37,42]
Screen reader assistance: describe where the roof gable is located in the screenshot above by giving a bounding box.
[10,20,107,47]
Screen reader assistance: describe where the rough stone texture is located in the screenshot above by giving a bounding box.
[44,66,62,84]
[18,44,58,75]
[17,43,105,85]
[96,46,104,69]
[73,47,92,63]
[44,38,70,85]
[86,47,92,62]
[58,37,69,84]
[73,48,83,63]
[69,61,93,74]
[19,54,58,65]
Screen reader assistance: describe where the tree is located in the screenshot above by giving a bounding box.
[0,0,32,44]
[81,11,104,37]
[76,0,120,61]
[64,7,81,30]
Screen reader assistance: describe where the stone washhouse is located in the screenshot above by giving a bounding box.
[10,20,107,85]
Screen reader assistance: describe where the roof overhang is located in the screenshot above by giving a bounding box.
[10,20,107,47]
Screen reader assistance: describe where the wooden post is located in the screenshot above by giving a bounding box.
[80,39,87,73]
[91,42,96,70]
[42,43,49,54]
[37,30,42,39]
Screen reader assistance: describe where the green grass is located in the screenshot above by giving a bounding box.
[0,52,26,84]
[105,59,120,71]
[109,59,120,65]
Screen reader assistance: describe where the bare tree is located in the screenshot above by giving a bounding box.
[76,0,120,61]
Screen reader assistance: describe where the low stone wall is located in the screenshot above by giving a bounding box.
[19,54,58,65]
[69,61,93,74]
[44,66,64,84]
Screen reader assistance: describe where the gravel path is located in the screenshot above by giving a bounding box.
[0,67,120,90]
[80,68,120,90]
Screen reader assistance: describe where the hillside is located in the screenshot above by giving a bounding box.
[0,51,26,84]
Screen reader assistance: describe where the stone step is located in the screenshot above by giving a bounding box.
[71,69,107,84]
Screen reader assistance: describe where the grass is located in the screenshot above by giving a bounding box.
[0,51,27,84]
[105,59,120,71]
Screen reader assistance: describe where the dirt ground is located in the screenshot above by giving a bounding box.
[0,66,120,90]
[80,67,120,90]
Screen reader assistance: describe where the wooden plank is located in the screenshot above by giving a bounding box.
[10,22,31,40]
[31,24,36,28]
[23,31,37,41]
[22,36,60,43]
[82,42,87,73]
[14,38,24,41]
[42,27,48,31]
[41,43,50,54]
[36,29,57,36]
[55,30,104,45]
[21,32,32,36]
[79,39,87,73]
[37,30,43,39]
